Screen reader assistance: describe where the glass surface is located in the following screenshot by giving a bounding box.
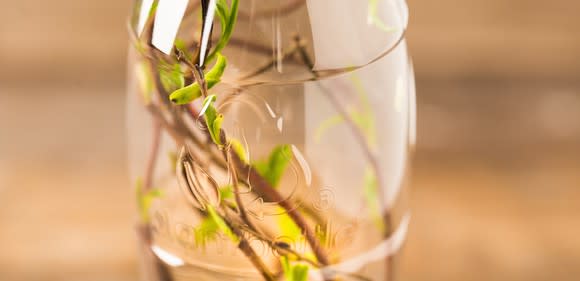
[126,1,415,280]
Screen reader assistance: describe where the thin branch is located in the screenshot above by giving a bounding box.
[225,146,259,232]
[143,121,162,191]
[293,35,396,281]
[237,0,306,20]
[222,211,276,281]
[232,152,330,266]
[239,44,300,80]
[188,63,331,266]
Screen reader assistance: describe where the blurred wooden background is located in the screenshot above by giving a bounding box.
[1,0,579,280]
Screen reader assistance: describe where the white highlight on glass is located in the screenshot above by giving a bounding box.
[408,60,417,147]
[198,0,217,66]
[292,145,313,186]
[394,76,405,114]
[152,0,189,55]
[151,245,185,267]
[137,0,155,36]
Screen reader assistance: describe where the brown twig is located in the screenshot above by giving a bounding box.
[188,62,331,266]
[143,121,162,191]
[232,152,330,266]
[218,210,276,281]
[225,145,259,232]
[239,44,300,81]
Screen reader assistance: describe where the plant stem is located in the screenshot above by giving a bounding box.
[239,44,300,80]
[231,152,330,266]
[220,211,276,281]
[188,63,331,266]
[293,35,396,280]
[225,146,259,232]
[143,121,162,191]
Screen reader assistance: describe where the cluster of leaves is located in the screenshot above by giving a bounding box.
[169,54,227,104]
[208,0,239,62]
[254,145,294,188]
[136,0,326,279]
[168,0,238,105]
[200,95,225,146]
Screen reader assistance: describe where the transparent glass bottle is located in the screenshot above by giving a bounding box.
[127,1,415,280]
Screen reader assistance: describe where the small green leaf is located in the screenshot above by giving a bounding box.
[292,264,309,281]
[136,179,164,223]
[195,216,219,247]
[169,54,227,105]
[174,38,193,62]
[200,95,224,146]
[207,0,239,62]
[277,207,302,241]
[281,256,292,277]
[169,83,203,105]
[206,205,239,243]
[205,53,227,81]
[229,138,248,164]
[219,185,234,200]
[280,256,309,281]
[159,63,185,93]
[254,145,293,188]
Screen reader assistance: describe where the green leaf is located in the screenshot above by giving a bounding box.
[200,95,224,146]
[169,82,202,104]
[206,205,239,243]
[254,145,293,188]
[205,53,227,81]
[276,206,301,240]
[281,256,291,275]
[169,54,227,104]
[229,138,248,164]
[292,264,309,281]
[364,167,385,233]
[136,179,164,223]
[219,185,234,200]
[174,38,193,62]
[279,214,302,241]
[281,256,309,281]
[195,216,219,247]
[159,63,184,93]
[207,0,239,62]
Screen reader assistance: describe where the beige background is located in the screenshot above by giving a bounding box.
[1,0,579,280]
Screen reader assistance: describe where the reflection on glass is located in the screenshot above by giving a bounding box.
[127,1,415,280]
